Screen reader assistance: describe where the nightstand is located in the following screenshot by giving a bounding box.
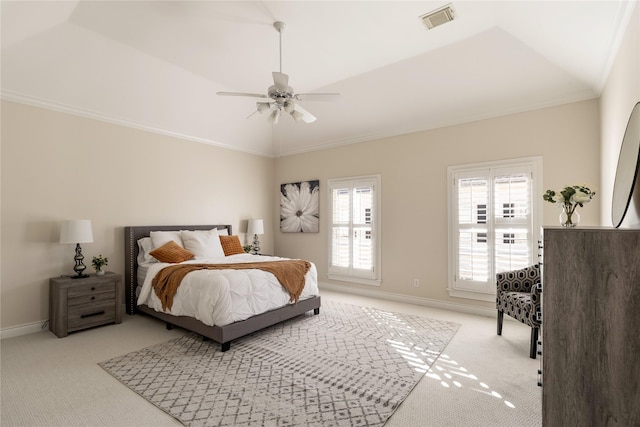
[49,272,122,337]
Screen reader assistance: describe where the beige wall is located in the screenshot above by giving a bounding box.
[1,100,274,329]
[600,2,640,227]
[0,99,606,330]
[7,5,637,329]
[274,100,601,310]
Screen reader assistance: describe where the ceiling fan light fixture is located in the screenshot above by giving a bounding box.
[284,101,295,113]
[267,109,281,125]
[257,102,271,114]
[291,109,304,122]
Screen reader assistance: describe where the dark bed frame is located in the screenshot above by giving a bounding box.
[124,225,321,351]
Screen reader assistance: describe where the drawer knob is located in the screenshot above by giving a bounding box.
[91,287,96,291]
[91,296,95,300]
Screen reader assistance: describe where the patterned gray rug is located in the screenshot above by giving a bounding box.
[99,300,460,426]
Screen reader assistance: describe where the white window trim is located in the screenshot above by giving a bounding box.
[327,174,382,286]
[447,156,542,302]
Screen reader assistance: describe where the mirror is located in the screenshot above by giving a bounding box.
[611,102,640,228]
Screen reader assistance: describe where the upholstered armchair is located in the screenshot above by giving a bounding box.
[496,264,541,359]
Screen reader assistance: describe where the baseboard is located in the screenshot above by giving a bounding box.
[318,281,498,318]
[1,304,127,340]
[0,320,48,340]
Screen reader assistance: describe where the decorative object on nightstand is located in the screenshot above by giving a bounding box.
[247,219,264,255]
[49,272,122,338]
[542,185,596,227]
[91,255,108,276]
[59,219,93,278]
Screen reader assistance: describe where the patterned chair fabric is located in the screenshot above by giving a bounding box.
[496,264,541,358]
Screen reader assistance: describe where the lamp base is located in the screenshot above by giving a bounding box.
[72,243,88,279]
[252,234,261,255]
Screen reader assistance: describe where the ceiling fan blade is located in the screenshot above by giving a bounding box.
[217,91,269,98]
[272,72,289,91]
[295,93,341,101]
[291,103,317,123]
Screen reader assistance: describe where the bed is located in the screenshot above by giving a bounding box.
[124,225,321,351]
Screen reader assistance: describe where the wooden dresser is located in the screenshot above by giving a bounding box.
[49,272,122,337]
[542,227,640,426]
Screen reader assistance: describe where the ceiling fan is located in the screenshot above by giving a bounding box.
[216,21,340,125]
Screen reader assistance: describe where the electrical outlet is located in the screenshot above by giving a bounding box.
[413,279,420,288]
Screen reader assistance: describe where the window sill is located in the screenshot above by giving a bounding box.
[328,274,381,287]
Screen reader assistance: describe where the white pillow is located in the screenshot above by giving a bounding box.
[217,228,229,236]
[137,237,157,264]
[181,229,225,259]
[150,231,184,249]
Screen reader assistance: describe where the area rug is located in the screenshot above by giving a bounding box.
[99,300,460,426]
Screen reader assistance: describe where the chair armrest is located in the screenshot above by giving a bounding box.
[530,281,542,321]
[496,264,540,293]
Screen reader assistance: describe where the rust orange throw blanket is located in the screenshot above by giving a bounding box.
[152,260,311,311]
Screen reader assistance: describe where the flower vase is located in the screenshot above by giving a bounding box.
[560,204,580,227]
[96,268,105,276]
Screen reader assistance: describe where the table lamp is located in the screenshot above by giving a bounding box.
[59,219,94,278]
[247,219,264,255]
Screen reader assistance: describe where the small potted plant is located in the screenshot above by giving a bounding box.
[243,245,253,253]
[91,255,109,276]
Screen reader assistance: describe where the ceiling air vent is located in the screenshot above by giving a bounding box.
[420,4,455,30]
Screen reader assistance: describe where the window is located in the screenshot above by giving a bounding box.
[447,157,542,301]
[328,175,381,286]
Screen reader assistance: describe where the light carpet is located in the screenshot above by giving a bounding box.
[99,300,460,426]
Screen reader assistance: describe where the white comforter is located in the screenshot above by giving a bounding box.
[137,254,319,327]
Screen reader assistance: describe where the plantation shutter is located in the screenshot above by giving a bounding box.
[452,165,533,294]
[329,177,378,282]
[493,168,531,273]
[455,171,490,290]
[331,187,351,269]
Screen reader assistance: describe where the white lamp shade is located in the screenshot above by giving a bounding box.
[247,219,264,235]
[60,220,94,244]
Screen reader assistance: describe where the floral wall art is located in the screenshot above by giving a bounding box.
[280,180,319,232]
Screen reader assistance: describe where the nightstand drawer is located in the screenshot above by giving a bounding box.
[68,302,116,331]
[68,291,114,307]
[67,281,116,297]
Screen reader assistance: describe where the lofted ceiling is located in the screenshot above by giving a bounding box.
[1,1,635,157]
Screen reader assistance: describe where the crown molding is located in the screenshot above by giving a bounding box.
[1,90,275,158]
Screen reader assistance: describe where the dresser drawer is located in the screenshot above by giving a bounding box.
[67,281,116,297]
[68,302,116,332]
[68,291,115,307]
